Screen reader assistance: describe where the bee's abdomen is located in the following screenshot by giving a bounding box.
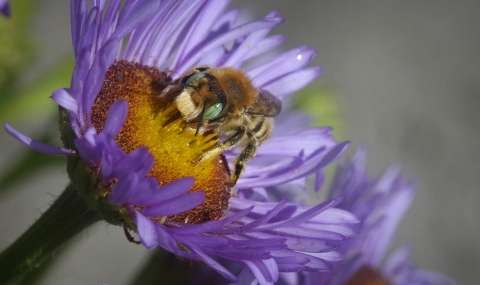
[251,116,274,145]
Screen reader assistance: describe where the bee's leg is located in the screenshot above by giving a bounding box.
[195,128,246,165]
[232,131,258,186]
[123,226,141,244]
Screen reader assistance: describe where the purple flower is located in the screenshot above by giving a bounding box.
[0,0,9,17]
[278,148,457,285]
[4,1,354,284]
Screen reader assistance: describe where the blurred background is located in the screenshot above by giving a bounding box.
[0,0,478,284]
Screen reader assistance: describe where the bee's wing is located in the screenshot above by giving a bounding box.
[246,89,282,117]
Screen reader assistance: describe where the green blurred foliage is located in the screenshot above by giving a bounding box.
[0,0,74,124]
[0,58,74,124]
[293,85,344,140]
[0,123,65,192]
[0,0,37,98]
[0,0,74,193]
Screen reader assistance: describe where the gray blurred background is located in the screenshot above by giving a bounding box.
[0,1,478,284]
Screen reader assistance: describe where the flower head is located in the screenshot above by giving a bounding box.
[279,148,458,285]
[4,0,353,283]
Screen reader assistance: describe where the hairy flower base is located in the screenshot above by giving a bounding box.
[90,60,231,223]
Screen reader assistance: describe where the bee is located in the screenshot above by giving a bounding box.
[159,66,282,186]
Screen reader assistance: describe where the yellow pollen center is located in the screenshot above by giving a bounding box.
[90,60,231,224]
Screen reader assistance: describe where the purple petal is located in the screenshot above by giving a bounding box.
[211,8,239,32]
[114,146,154,178]
[71,0,88,56]
[109,172,139,205]
[310,207,360,224]
[98,0,121,44]
[135,211,157,249]
[315,170,325,192]
[188,243,238,282]
[102,99,128,136]
[273,251,332,272]
[214,200,287,235]
[284,238,336,253]
[272,107,312,136]
[277,263,307,272]
[244,259,278,285]
[275,256,309,266]
[83,38,121,120]
[171,0,231,68]
[216,247,272,260]
[245,35,285,60]
[4,123,76,155]
[128,177,194,206]
[222,25,273,67]
[168,207,254,235]
[152,1,205,70]
[51,88,78,114]
[154,224,190,257]
[166,219,227,235]
[257,127,338,157]
[126,1,177,63]
[262,67,322,99]
[230,238,287,249]
[111,1,160,39]
[176,233,228,249]
[178,17,283,74]
[139,192,206,217]
[310,250,343,262]
[270,226,346,241]
[234,267,257,285]
[0,0,10,17]
[302,223,357,238]
[74,137,96,163]
[237,141,349,189]
[249,46,316,84]
[259,199,340,230]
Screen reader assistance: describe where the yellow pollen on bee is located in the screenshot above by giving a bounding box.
[90,60,231,224]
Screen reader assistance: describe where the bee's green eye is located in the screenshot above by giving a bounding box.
[185,72,205,86]
[203,103,223,120]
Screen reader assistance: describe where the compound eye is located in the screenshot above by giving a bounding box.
[185,72,205,86]
[203,103,223,120]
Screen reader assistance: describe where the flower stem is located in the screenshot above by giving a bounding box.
[0,183,102,285]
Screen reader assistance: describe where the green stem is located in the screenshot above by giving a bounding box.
[0,183,102,285]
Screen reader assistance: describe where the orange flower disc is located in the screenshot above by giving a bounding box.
[90,60,231,224]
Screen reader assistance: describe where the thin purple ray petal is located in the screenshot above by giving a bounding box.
[109,172,139,205]
[139,192,206,217]
[262,67,322,99]
[135,210,157,249]
[51,88,78,114]
[4,123,76,155]
[248,46,316,84]
[102,99,128,136]
[128,177,194,206]
[178,17,283,74]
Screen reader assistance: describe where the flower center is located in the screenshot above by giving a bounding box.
[90,60,231,224]
[344,266,391,285]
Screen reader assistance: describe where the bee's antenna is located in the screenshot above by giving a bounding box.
[195,105,206,136]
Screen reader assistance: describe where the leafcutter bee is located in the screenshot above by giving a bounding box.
[159,66,282,186]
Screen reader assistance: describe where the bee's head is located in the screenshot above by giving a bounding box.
[173,71,227,135]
